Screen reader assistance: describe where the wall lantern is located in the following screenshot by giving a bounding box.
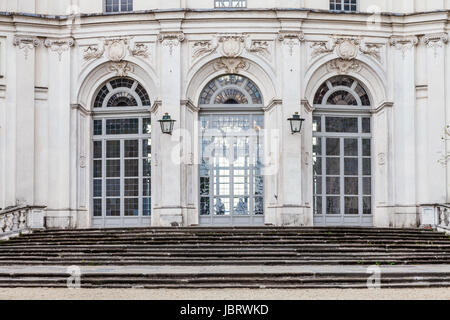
[288,112,305,134]
[158,113,176,135]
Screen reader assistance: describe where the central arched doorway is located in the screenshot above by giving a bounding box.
[312,76,373,227]
[198,74,265,226]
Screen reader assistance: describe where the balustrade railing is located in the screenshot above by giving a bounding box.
[0,206,46,239]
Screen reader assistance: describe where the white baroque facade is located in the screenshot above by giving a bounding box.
[0,0,449,229]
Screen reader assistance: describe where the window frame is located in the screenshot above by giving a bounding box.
[104,0,134,14]
[214,0,247,9]
[329,0,358,13]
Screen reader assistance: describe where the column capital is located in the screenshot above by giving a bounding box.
[44,38,74,61]
[158,32,185,55]
[422,33,449,49]
[389,36,418,57]
[13,35,41,59]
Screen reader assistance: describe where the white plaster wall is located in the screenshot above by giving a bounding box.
[0,8,448,228]
[1,0,450,14]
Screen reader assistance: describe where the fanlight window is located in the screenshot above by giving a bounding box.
[199,75,263,105]
[94,78,151,109]
[313,76,370,106]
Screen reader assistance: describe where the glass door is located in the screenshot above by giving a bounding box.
[199,114,264,226]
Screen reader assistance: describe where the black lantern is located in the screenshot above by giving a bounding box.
[159,113,176,135]
[288,112,305,134]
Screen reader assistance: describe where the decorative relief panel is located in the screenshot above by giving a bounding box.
[190,33,273,65]
[309,35,384,64]
[82,37,152,62]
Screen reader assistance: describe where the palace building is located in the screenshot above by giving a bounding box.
[0,0,449,231]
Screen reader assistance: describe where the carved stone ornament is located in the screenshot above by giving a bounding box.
[246,39,271,58]
[334,37,360,60]
[83,45,104,61]
[423,33,449,57]
[192,39,219,59]
[278,32,305,56]
[310,36,383,62]
[327,58,362,74]
[389,36,419,58]
[158,33,185,56]
[129,42,150,59]
[13,36,41,60]
[378,153,386,166]
[108,61,134,77]
[44,38,74,61]
[218,34,246,58]
[105,38,128,62]
[213,57,248,73]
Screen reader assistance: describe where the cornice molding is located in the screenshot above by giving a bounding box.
[263,99,282,112]
[372,101,394,114]
[301,99,315,113]
[149,100,162,114]
[181,99,200,113]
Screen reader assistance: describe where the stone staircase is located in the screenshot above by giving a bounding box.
[0,227,449,288]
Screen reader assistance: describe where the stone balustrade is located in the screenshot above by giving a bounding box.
[0,206,46,239]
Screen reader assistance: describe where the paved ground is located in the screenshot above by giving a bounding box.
[0,287,449,300]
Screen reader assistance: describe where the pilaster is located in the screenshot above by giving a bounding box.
[153,32,185,226]
[13,35,40,206]
[276,31,307,226]
[389,36,419,227]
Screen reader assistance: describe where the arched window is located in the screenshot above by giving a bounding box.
[94,78,151,109]
[92,77,152,228]
[313,76,370,107]
[199,74,263,106]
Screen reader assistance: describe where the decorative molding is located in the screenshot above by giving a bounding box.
[423,33,449,57]
[217,34,246,58]
[334,37,360,60]
[389,36,419,58]
[108,61,133,77]
[278,32,305,56]
[192,39,218,60]
[310,40,335,58]
[44,38,74,61]
[71,103,92,116]
[181,99,200,113]
[245,39,271,59]
[378,153,386,166]
[13,35,41,60]
[301,99,315,113]
[158,32,185,56]
[359,41,383,62]
[263,99,282,112]
[310,36,383,62]
[83,44,104,61]
[373,101,394,114]
[129,42,150,59]
[213,57,248,73]
[327,58,362,74]
[149,100,162,114]
[104,38,129,62]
